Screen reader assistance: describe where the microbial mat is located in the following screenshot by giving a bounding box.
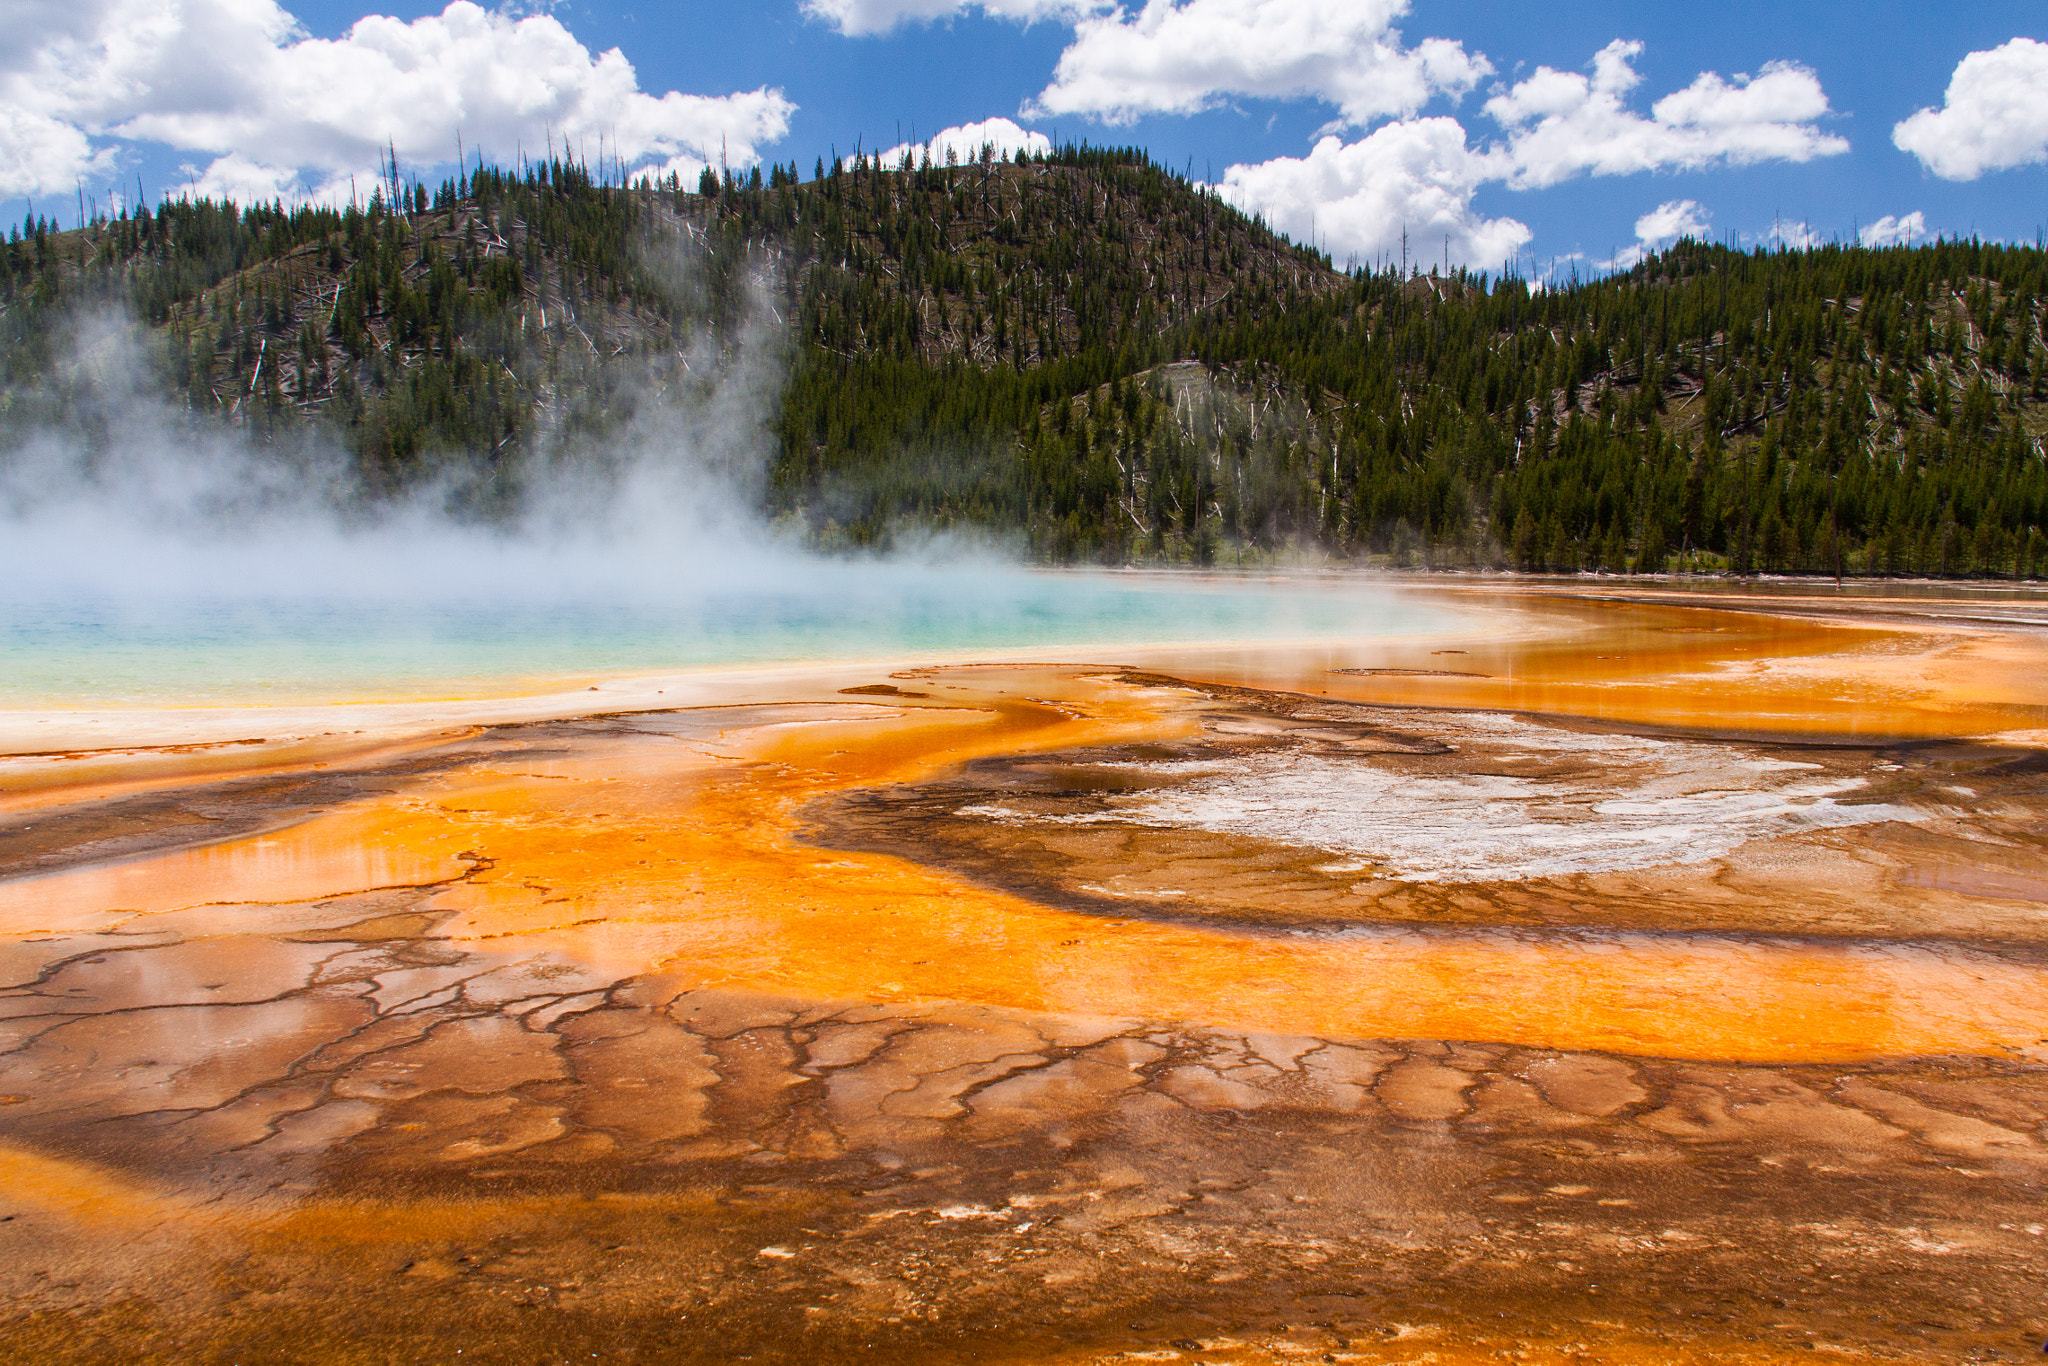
[3,576,2048,1363]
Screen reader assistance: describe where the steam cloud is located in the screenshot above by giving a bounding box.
[0,303,792,607]
[0,233,1444,706]
[0,297,1078,704]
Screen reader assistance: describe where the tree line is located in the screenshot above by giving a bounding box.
[2,145,2043,575]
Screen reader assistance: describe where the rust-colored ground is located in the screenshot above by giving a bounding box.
[2,585,2047,1364]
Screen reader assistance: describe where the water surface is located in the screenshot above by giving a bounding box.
[0,567,1456,706]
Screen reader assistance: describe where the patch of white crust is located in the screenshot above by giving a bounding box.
[962,714,1926,883]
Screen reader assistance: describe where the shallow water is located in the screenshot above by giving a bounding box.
[0,567,1455,705]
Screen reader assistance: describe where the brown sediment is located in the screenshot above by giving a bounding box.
[1327,666,1491,677]
[0,733,510,881]
[1,737,271,760]
[1,589,2047,1362]
[1133,590,2048,740]
[811,671,2048,951]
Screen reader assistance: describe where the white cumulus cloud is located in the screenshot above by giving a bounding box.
[0,103,112,203]
[1893,37,2048,180]
[1214,119,1528,271]
[1758,218,1825,251]
[1634,198,1708,246]
[802,0,1099,37]
[1485,39,1848,189]
[1859,211,1928,248]
[1025,0,1490,128]
[1602,198,1709,269]
[1213,39,1848,274]
[0,0,794,203]
[878,116,1050,168]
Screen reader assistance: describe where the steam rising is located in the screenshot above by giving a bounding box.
[0,304,790,605]
[0,308,1447,705]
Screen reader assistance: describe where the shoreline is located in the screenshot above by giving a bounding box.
[0,588,1539,804]
[4,583,2048,1363]
[13,581,2048,826]
[10,577,2046,778]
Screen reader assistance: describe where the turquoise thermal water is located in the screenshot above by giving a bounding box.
[0,568,1460,707]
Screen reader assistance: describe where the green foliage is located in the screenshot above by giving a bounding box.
[0,159,742,509]
[704,143,2048,574]
[4,144,2046,576]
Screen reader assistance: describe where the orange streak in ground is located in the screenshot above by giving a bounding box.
[6,594,2044,1362]
[13,602,2048,1066]
[373,668,2047,1064]
[1136,595,2048,738]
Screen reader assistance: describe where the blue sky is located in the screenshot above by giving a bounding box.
[6,0,2046,274]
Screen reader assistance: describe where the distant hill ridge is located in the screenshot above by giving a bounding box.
[4,145,2045,577]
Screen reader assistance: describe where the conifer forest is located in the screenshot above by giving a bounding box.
[5,145,2046,576]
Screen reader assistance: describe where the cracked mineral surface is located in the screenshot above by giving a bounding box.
[2,586,2048,1364]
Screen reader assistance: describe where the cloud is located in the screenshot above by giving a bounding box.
[0,0,794,203]
[0,104,112,203]
[878,116,1049,168]
[1858,211,1928,248]
[1484,39,1848,189]
[1213,119,1529,271]
[801,0,1098,38]
[1025,0,1489,127]
[1893,37,2048,180]
[1598,198,1709,269]
[1758,218,1825,251]
[181,150,325,205]
[1212,38,1847,275]
[1634,198,1708,245]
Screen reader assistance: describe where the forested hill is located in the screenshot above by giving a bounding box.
[5,145,2047,577]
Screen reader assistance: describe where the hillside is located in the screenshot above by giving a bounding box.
[4,145,2046,576]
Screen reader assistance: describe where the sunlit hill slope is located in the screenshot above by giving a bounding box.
[4,146,2046,574]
